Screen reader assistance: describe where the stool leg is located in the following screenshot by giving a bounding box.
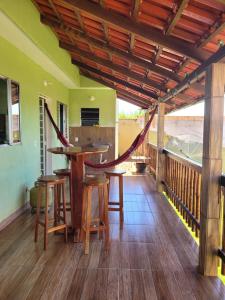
[107,175,111,199]
[44,184,49,250]
[54,184,58,227]
[119,176,124,229]
[57,184,61,222]
[84,187,92,255]
[34,185,42,243]
[62,182,68,243]
[103,183,110,250]
[81,186,87,242]
[98,186,104,240]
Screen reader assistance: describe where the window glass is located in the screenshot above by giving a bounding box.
[0,78,9,144]
[11,81,20,143]
[0,77,21,145]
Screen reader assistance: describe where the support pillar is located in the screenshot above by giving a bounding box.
[144,111,149,157]
[199,63,225,276]
[156,102,165,192]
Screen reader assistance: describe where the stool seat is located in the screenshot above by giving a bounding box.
[84,175,109,187]
[53,169,71,176]
[104,170,126,176]
[38,175,64,183]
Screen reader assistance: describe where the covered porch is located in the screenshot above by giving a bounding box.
[1,0,225,298]
[1,173,225,299]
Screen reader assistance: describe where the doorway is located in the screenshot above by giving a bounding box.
[39,96,52,175]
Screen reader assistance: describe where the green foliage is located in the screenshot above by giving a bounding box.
[119,110,145,119]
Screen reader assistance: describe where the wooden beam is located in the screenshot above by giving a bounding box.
[70,49,166,92]
[61,0,210,62]
[160,45,225,103]
[131,0,141,19]
[116,90,152,106]
[199,63,225,276]
[47,0,74,44]
[75,59,157,100]
[177,14,225,75]
[198,21,225,48]
[156,103,165,192]
[130,0,141,54]
[117,93,149,108]
[216,0,225,5]
[81,71,153,108]
[59,39,181,83]
[81,72,151,108]
[41,15,181,83]
[166,0,189,35]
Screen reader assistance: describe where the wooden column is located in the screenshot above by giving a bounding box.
[156,102,165,192]
[144,111,149,157]
[199,63,225,276]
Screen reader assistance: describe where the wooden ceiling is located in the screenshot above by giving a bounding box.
[33,0,225,111]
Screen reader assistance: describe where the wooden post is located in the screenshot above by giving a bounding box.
[156,102,165,192]
[144,111,149,157]
[199,63,225,276]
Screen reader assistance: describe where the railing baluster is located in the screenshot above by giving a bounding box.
[148,144,201,238]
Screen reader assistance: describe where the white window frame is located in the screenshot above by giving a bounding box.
[0,77,21,146]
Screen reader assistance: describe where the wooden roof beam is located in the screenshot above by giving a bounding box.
[166,0,189,35]
[177,13,225,74]
[74,59,158,100]
[71,48,166,92]
[62,0,210,62]
[160,44,225,103]
[47,0,74,44]
[117,93,148,109]
[81,72,151,108]
[41,15,181,82]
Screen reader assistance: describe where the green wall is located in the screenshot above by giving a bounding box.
[0,1,117,224]
[0,0,80,223]
[69,76,117,127]
[0,0,80,87]
[0,35,74,221]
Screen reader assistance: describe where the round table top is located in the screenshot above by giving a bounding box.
[48,145,109,156]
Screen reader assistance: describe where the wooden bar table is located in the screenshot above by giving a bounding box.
[48,145,108,241]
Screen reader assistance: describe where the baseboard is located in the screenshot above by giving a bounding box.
[0,202,30,231]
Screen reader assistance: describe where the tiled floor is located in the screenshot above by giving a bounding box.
[0,175,224,299]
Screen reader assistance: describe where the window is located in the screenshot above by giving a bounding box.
[81,108,99,126]
[0,77,20,145]
[57,102,68,138]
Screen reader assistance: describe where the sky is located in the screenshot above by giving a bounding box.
[118,99,140,114]
[118,98,206,116]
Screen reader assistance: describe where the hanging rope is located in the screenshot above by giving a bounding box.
[44,103,158,169]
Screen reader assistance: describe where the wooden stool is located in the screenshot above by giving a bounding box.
[53,169,71,212]
[34,175,68,250]
[105,170,126,229]
[81,175,109,255]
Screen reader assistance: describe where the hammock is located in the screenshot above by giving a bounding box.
[44,103,157,169]
[44,103,71,147]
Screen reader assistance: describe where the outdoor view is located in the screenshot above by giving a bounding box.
[118,99,225,170]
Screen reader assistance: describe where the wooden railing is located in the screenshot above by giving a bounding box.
[148,143,225,275]
[163,149,202,237]
[146,143,157,175]
[148,143,202,237]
